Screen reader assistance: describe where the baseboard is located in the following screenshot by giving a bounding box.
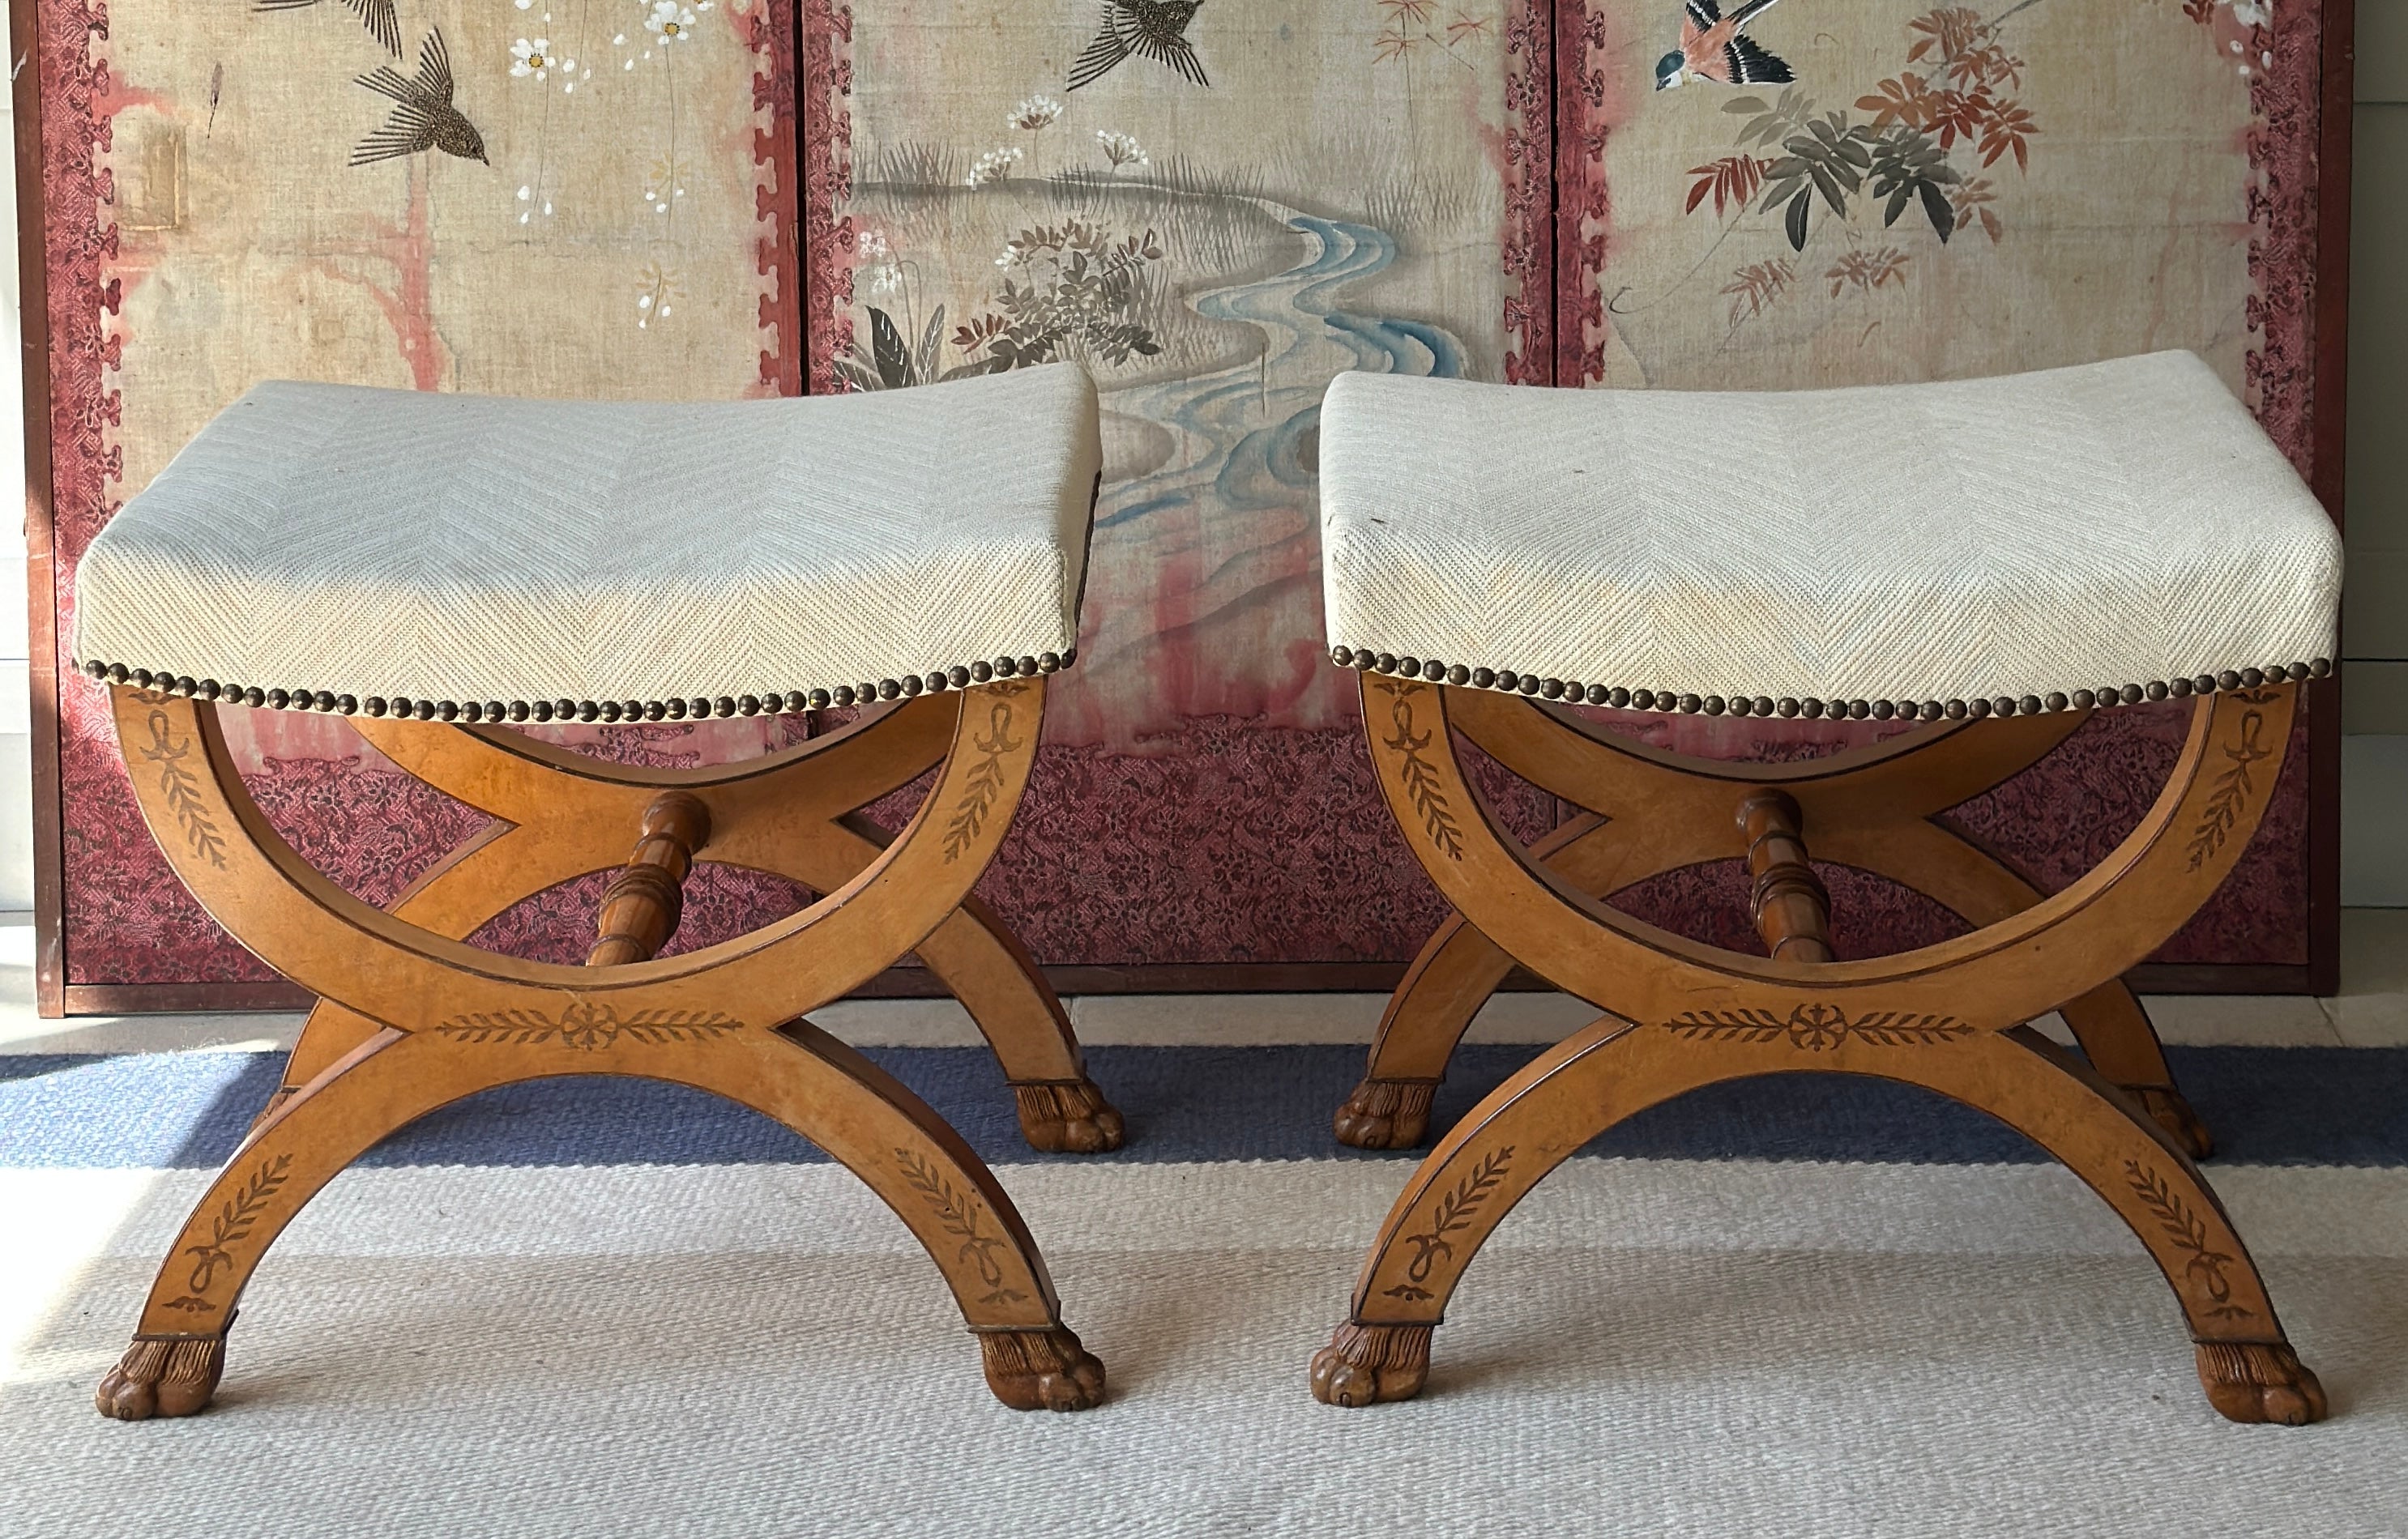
[58,960,2316,1017]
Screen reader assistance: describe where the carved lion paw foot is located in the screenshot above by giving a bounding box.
[2196,1341,2327,1425]
[1310,1322,1432,1407]
[1013,1080,1125,1154]
[2132,1086,2214,1162]
[1332,1078,1437,1150]
[96,1331,228,1421]
[979,1325,1107,1411]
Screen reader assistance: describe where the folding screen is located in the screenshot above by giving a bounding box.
[16,0,2349,1008]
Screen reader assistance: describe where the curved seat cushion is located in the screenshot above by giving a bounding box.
[1319,352,2341,719]
[73,364,1102,720]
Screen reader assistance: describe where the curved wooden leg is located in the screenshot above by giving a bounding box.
[1336,815,1620,1150]
[100,1020,1103,1419]
[1311,1017,2320,1424]
[1840,817,2210,1157]
[811,816,1122,1153]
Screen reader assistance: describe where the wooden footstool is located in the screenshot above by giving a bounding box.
[1309,352,2342,1424]
[75,364,1118,1417]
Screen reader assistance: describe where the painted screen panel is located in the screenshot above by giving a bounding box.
[805,0,1563,966]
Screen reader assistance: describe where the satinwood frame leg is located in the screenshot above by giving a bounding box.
[258,699,1119,1152]
[1338,695,2209,1157]
[1316,675,2321,1423]
[98,680,1104,1418]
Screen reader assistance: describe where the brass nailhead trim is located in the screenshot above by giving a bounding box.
[1326,646,2329,718]
[76,650,1075,719]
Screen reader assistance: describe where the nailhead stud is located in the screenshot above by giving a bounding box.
[1396,659,1420,680]
[1679,694,1702,714]
[461,702,485,723]
[2312,659,2332,677]
[1541,678,1565,700]
[508,702,529,722]
[970,662,993,684]
[1330,646,1352,667]
[2071,690,2096,710]
[532,701,555,723]
[807,690,830,710]
[2145,680,2167,701]
[1629,689,1654,710]
[1473,668,1496,689]
[1447,665,1470,686]
[1518,676,1540,696]
[2240,667,2265,688]
[1609,687,1631,709]
[364,697,387,717]
[1021,655,1042,676]
[2118,684,2142,705]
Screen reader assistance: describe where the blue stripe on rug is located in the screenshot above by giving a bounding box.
[2,1045,2403,1170]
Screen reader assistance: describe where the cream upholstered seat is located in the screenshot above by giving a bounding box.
[1320,352,2340,721]
[73,364,1101,723]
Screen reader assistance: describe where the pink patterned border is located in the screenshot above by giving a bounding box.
[798,0,853,394]
[1500,0,1554,384]
[750,0,804,395]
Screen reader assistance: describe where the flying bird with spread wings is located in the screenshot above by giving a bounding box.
[1067,0,1210,91]
[351,29,489,167]
[1655,0,1795,91]
[254,0,402,58]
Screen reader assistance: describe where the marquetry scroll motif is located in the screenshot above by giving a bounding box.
[431,1004,744,1050]
[943,691,1026,863]
[2125,1159,2252,1319]
[1664,1005,1975,1051]
[894,1147,1029,1307]
[1382,1146,1513,1301]
[138,705,227,869]
[162,1155,292,1313]
[2187,693,2279,871]
[1373,681,1464,861]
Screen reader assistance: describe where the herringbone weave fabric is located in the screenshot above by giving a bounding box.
[1320,352,2340,705]
[73,364,1102,706]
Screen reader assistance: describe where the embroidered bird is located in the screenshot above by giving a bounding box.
[254,0,402,58]
[351,29,489,167]
[1655,0,1795,91]
[1066,0,1210,91]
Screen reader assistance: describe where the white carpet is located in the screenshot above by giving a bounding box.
[3,1157,2404,1537]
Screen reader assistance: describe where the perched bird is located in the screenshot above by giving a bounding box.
[1655,0,1794,90]
[1067,0,1209,91]
[351,29,488,167]
[254,0,402,58]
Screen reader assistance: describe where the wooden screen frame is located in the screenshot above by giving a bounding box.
[12,0,2355,1014]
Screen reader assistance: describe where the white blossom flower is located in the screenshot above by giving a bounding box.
[2225,0,2271,28]
[856,228,890,260]
[647,2,698,41]
[1010,95,1065,131]
[965,144,1023,188]
[1096,130,1149,170]
[510,37,557,80]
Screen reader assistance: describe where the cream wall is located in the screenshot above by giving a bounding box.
[2343,0,2408,904]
